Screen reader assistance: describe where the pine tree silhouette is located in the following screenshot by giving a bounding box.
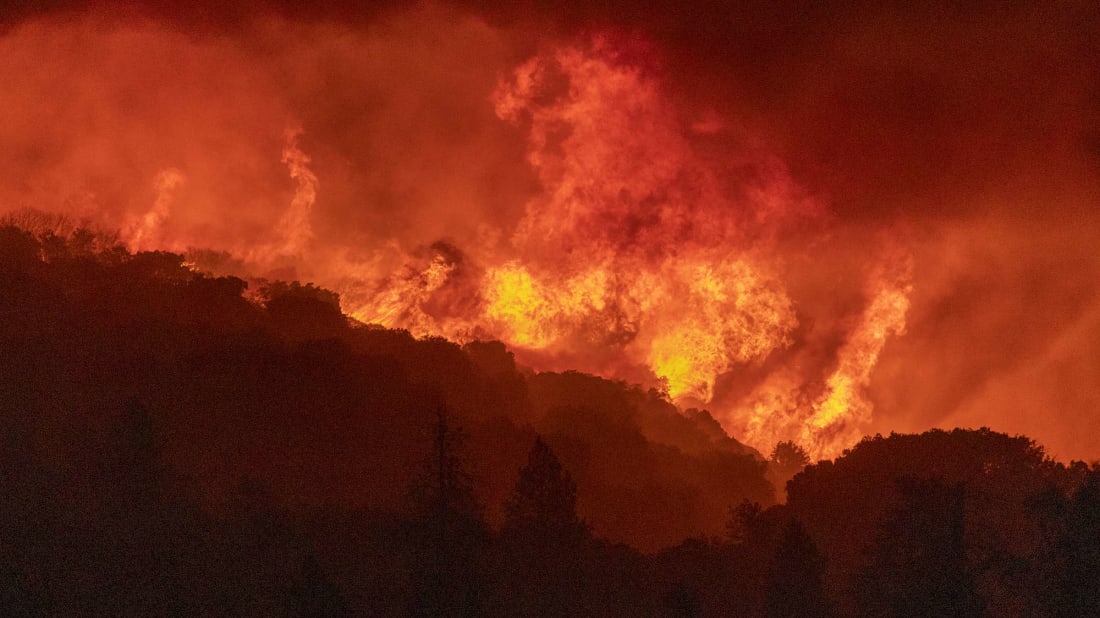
[496,436,589,617]
[503,436,586,542]
[408,405,486,617]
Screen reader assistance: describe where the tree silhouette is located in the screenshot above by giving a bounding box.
[1038,467,1100,616]
[787,429,1061,613]
[764,519,831,618]
[495,436,589,616]
[726,499,764,545]
[262,281,347,341]
[768,441,811,501]
[857,477,984,617]
[771,441,811,470]
[412,406,479,522]
[503,436,586,542]
[408,405,486,617]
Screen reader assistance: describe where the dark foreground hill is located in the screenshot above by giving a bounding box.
[0,220,1097,616]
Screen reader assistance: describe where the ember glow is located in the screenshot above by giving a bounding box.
[2,3,1099,461]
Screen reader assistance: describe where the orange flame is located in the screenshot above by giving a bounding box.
[126,168,184,252]
[275,126,317,257]
[329,41,910,458]
[480,43,805,399]
[37,33,912,460]
[801,252,913,456]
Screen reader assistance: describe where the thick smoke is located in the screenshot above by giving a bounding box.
[1,2,1099,459]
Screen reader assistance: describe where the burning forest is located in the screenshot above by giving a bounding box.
[0,1,1098,616]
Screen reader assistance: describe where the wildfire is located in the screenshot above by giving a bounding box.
[801,251,913,457]
[5,4,1098,465]
[126,168,184,252]
[274,126,317,257]
[5,26,913,460]
[333,40,910,459]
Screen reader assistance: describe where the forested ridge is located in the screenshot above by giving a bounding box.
[1,218,1097,616]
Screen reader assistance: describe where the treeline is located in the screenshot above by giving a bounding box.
[0,218,1098,616]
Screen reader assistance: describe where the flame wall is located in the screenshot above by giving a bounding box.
[1,3,1098,460]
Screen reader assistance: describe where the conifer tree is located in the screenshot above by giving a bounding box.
[503,436,586,543]
[496,436,588,616]
[408,405,486,617]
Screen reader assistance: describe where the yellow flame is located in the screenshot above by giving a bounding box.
[348,252,456,334]
[483,263,555,348]
[800,253,913,457]
[644,258,798,400]
[648,322,726,400]
[721,247,913,460]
